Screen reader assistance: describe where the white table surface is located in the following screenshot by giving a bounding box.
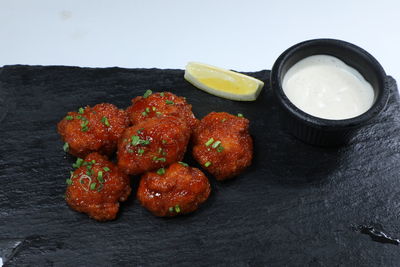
[0,0,399,81]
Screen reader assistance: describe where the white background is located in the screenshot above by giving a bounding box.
[0,0,399,80]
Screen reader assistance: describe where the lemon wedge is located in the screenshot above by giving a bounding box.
[184,62,264,101]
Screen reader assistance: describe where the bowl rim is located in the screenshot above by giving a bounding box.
[271,38,389,130]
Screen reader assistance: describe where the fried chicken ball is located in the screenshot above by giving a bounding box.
[126,91,198,129]
[137,162,211,217]
[117,116,191,175]
[58,103,130,158]
[192,112,253,180]
[65,152,131,221]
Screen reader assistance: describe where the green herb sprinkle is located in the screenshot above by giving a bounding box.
[157,168,165,175]
[63,142,69,152]
[143,90,152,98]
[178,161,188,167]
[205,138,214,147]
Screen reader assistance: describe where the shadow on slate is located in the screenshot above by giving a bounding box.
[0,65,399,266]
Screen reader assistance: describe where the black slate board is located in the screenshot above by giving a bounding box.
[0,65,400,267]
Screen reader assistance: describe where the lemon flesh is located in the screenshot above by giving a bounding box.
[184,62,264,101]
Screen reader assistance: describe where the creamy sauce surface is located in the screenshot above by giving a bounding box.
[282,55,375,120]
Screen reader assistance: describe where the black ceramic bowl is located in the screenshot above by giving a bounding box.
[270,38,389,146]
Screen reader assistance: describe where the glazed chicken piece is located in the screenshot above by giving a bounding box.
[58,103,130,158]
[65,153,131,221]
[117,116,191,175]
[126,90,198,129]
[137,162,211,217]
[192,112,253,180]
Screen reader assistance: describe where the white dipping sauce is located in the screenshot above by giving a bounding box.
[282,55,375,120]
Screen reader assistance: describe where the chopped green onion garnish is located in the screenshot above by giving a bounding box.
[138,148,145,155]
[157,168,165,175]
[91,160,96,164]
[165,100,174,105]
[96,183,104,192]
[178,161,188,167]
[137,128,144,134]
[128,149,134,153]
[152,107,156,111]
[158,147,163,154]
[78,107,84,114]
[204,161,212,167]
[217,146,224,152]
[143,90,152,98]
[75,115,82,119]
[142,111,147,116]
[222,118,226,122]
[153,157,166,162]
[131,135,140,146]
[97,171,104,183]
[174,205,181,213]
[63,142,69,152]
[141,139,150,145]
[212,140,221,148]
[162,140,167,144]
[86,164,93,174]
[101,116,110,127]
[81,120,89,132]
[237,113,244,118]
[205,138,214,147]
[90,182,97,190]
[160,92,165,97]
[81,120,89,127]
[66,178,73,185]
[73,158,84,168]
[156,111,163,116]
[103,166,110,172]
[65,115,73,120]
[169,207,174,212]
[145,107,150,113]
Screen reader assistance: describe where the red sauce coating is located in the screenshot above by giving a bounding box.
[65,153,131,221]
[137,162,211,217]
[126,91,198,129]
[57,103,130,158]
[192,112,253,180]
[117,116,191,175]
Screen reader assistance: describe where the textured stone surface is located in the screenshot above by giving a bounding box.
[0,65,399,266]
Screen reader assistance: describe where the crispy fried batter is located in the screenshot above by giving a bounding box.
[65,153,131,221]
[137,162,211,217]
[117,116,191,175]
[192,112,253,180]
[126,91,198,129]
[58,103,130,158]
